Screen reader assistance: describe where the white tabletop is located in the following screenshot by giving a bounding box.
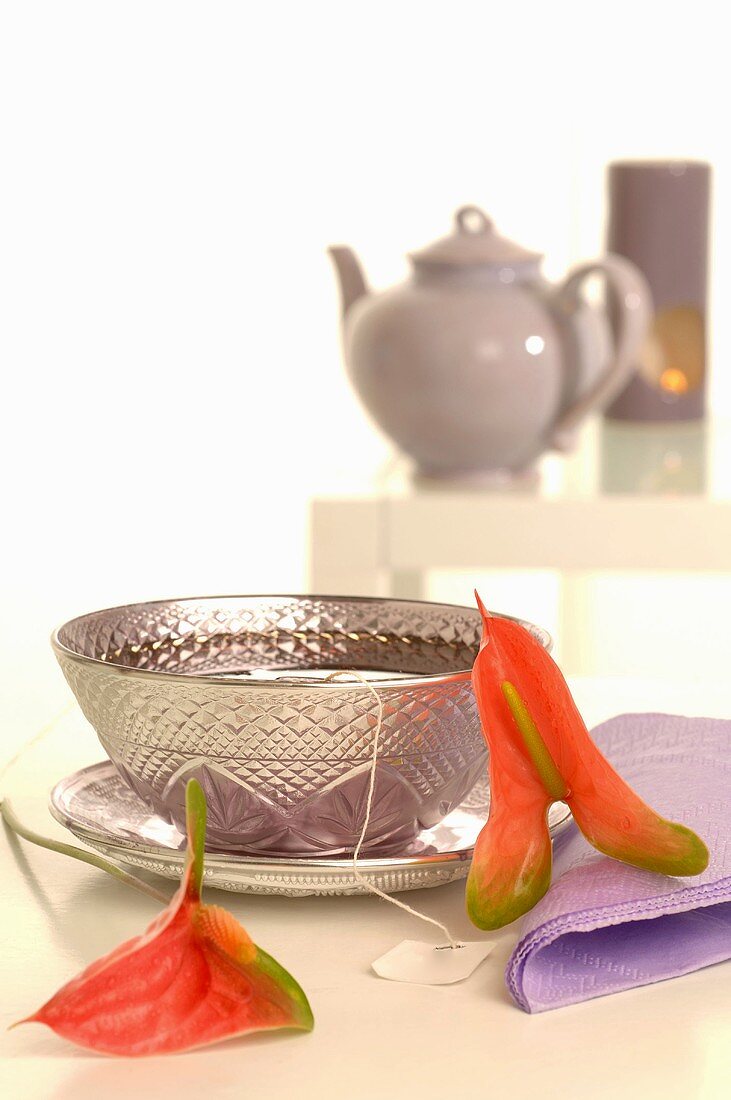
[1,678,729,1100]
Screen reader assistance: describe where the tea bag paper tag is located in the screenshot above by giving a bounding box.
[372,940,495,985]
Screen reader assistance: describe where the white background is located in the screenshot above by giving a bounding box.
[2,1,730,741]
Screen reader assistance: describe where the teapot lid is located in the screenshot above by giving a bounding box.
[410,205,542,268]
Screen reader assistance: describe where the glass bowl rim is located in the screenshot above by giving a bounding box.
[51,592,552,691]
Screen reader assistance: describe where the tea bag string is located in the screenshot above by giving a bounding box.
[325,670,459,949]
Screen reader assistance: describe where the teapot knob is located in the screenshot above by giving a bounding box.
[455,205,494,235]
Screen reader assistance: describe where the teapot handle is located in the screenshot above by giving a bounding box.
[550,254,652,449]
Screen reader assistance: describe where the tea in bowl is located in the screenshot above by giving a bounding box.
[53,595,550,855]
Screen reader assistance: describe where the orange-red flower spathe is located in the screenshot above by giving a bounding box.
[467,593,709,930]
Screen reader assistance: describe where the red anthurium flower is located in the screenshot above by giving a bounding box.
[467,593,709,931]
[17,780,313,1055]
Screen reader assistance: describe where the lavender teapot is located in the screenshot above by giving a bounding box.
[329,206,651,477]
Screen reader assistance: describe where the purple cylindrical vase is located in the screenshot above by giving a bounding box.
[604,160,711,422]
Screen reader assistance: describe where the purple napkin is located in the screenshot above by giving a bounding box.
[506,713,731,1012]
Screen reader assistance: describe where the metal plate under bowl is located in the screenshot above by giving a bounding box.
[50,762,573,898]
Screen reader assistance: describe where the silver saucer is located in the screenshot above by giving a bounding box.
[50,763,572,898]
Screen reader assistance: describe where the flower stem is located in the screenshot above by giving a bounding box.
[1,798,169,905]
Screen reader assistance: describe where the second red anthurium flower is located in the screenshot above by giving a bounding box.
[467,593,709,931]
[17,779,314,1055]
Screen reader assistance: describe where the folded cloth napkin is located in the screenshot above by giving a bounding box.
[506,713,731,1012]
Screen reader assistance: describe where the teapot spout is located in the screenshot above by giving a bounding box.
[328,246,369,319]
